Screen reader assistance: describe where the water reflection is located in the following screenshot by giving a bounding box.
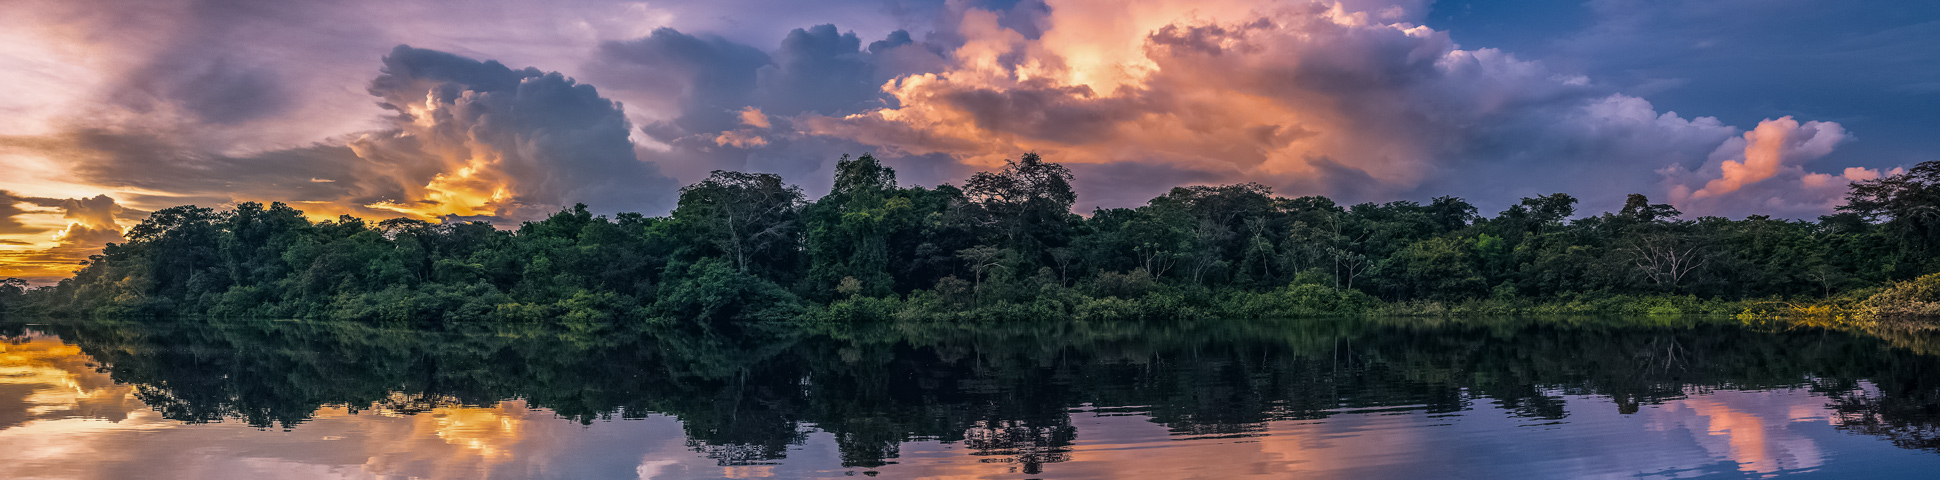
[1,316,1938,478]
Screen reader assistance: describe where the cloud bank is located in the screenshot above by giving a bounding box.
[779,1,1876,213]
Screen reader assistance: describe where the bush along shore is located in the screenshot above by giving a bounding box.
[8,153,1940,328]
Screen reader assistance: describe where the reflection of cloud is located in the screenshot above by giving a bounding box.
[0,335,144,430]
[429,404,525,462]
[1675,395,1826,475]
[0,330,739,479]
[870,390,1854,479]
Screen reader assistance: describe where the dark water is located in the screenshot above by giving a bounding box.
[4,316,1940,479]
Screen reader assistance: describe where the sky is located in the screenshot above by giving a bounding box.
[1,0,1936,282]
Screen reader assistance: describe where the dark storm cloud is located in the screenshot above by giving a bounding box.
[595,24,945,127]
[756,24,910,116]
[589,24,955,190]
[594,28,773,135]
[154,58,291,125]
[5,45,680,222]
[354,44,684,219]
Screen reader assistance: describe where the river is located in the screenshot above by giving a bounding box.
[2,316,1937,478]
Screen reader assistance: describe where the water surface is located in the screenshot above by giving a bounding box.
[3,317,1938,479]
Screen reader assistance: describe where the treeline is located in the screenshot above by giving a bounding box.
[7,153,1940,324]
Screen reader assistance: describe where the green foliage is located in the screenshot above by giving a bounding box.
[1221,283,1382,318]
[654,258,803,329]
[1859,272,1940,318]
[20,155,1940,324]
[1373,237,1486,300]
[0,277,26,317]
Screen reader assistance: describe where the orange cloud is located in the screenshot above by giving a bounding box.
[1663,116,1866,216]
[800,0,1749,208]
[1692,117,1847,199]
[0,192,135,282]
[737,106,771,128]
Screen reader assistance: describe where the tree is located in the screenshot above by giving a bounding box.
[961,153,1078,252]
[1842,161,1940,253]
[829,153,897,197]
[653,258,802,329]
[1426,196,1480,232]
[804,155,907,298]
[1047,247,1078,284]
[1375,237,1486,300]
[957,245,1013,300]
[1493,193,1577,237]
[1329,247,1371,290]
[124,205,226,302]
[1142,183,1274,285]
[1621,232,1710,291]
[673,171,806,276]
[1618,194,1682,223]
[0,278,27,313]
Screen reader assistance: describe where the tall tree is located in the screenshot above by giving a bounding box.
[1842,161,1940,253]
[804,154,907,297]
[961,153,1079,255]
[673,171,806,277]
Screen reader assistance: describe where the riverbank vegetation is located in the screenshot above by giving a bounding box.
[8,153,1940,325]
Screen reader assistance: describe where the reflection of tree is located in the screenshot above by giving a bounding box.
[964,419,1077,475]
[1829,391,1940,453]
[15,315,1940,471]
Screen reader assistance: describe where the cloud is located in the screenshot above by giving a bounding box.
[0,191,133,282]
[4,46,681,224]
[1663,116,1867,217]
[737,107,771,129]
[0,190,132,239]
[354,45,680,221]
[2,130,402,216]
[1689,117,1847,199]
[754,24,890,116]
[50,195,127,241]
[589,24,957,191]
[0,0,1912,243]
[788,1,1768,212]
[0,191,45,236]
[591,28,773,137]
